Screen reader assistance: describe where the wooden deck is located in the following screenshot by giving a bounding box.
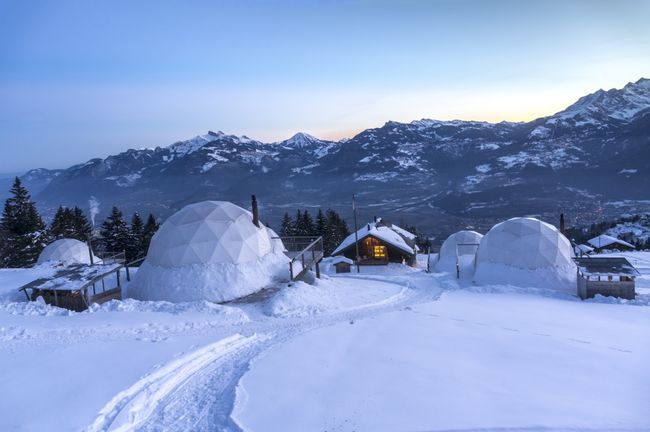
[19,263,124,311]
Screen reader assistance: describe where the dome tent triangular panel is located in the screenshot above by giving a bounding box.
[474,217,575,290]
[37,238,97,267]
[130,201,288,303]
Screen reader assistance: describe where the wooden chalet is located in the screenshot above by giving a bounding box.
[331,218,417,266]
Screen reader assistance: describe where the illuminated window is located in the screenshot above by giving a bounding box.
[373,245,386,258]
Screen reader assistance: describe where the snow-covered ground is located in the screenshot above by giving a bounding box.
[1,254,649,431]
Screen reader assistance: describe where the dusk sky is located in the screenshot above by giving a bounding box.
[1,0,649,172]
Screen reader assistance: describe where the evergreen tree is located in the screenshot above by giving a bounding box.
[323,209,350,255]
[71,207,92,241]
[279,212,293,237]
[141,213,159,254]
[100,206,131,256]
[292,210,303,235]
[315,209,326,237]
[0,177,47,267]
[129,212,145,259]
[49,206,92,242]
[49,206,74,240]
[300,210,316,236]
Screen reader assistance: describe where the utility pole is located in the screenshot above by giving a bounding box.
[353,194,360,273]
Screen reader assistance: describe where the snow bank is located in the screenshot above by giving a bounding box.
[0,297,75,316]
[89,298,250,320]
[130,253,288,303]
[265,276,406,318]
[473,262,576,292]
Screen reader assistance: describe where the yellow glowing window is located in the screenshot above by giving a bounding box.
[373,245,386,258]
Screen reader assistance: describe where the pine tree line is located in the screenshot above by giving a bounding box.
[98,207,159,261]
[279,208,350,255]
[0,177,160,268]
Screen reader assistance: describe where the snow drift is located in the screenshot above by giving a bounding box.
[435,230,483,273]
[37,238,96,266]
[129,201,288,303]
[474,217,575,290]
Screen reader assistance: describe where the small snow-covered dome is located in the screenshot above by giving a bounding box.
[131,201,288,303]
[474,217,575,289]
[435,230,483,272]
[37,238,94,266]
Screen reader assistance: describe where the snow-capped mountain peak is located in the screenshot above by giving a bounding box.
[280,132,322,149]
[550,77,650,125]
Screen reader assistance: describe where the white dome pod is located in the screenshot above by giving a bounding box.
[435,230,483,273]
[130,201,289,303]
[474,217,575,290]
[37,238,96,266]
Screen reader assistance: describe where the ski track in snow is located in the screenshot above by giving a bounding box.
[86,275,440,431]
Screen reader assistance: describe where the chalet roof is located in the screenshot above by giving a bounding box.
[587,235,634,250]
[332,221,415,256]
[574,257,640,277]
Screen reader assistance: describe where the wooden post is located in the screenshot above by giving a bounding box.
[125,265,131,282]
[353,194,360,273]
[315,261,321,279]
[289,261,294,281]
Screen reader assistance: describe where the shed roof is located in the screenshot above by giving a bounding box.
[573,257,640,277]
[331,256,354,265]
[19,263,123,292]
[587,235,634,249]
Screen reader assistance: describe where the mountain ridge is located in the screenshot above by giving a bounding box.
[7,78,650,240]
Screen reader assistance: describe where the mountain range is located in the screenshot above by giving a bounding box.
[4,78,650,242]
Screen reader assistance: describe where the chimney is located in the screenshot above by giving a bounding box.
[251,195,260,228]
[560,213,565,235]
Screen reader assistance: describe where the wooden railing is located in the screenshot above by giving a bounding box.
[279,236,324,281]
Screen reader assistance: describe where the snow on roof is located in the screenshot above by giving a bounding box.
[587,235,635,249]
[331,222,415,256]
[574,257,640,277]
[574,244,594,253]
[331,256,354,265]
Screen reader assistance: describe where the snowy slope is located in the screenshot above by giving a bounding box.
[234,289,650,431]
[1,251,650,431]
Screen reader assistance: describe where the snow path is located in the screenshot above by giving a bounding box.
[86,274,442,431]
[87,334,269,432]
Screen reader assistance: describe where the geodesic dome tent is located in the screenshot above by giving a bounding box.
[435,230,483,272]
[474,217,575,289]
[37,238,95,266]
[130,201,288,303]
